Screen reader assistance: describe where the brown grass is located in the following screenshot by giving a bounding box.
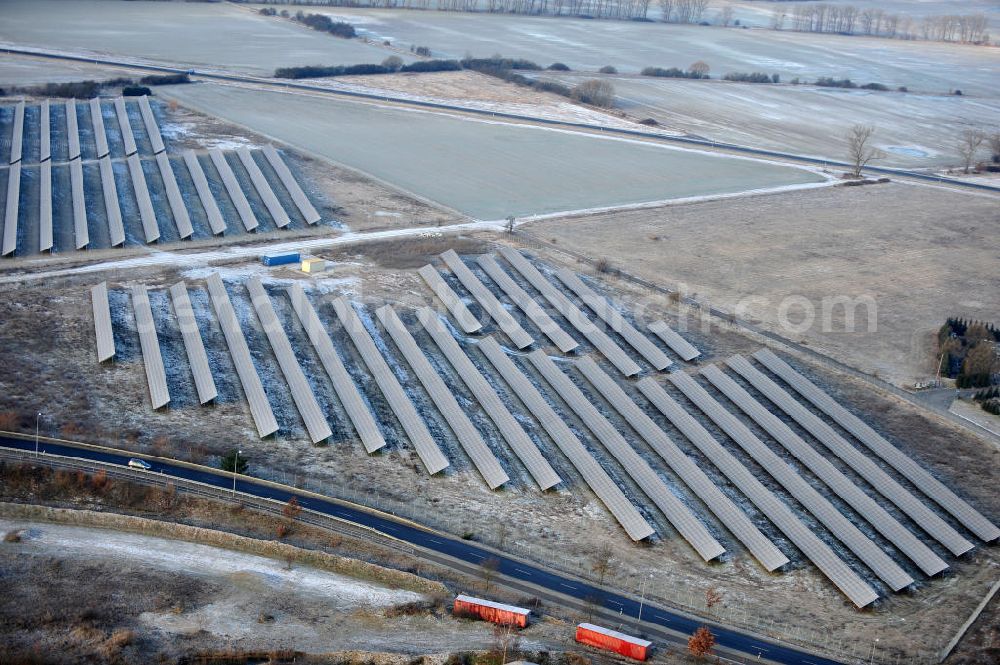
[3,529,22,542]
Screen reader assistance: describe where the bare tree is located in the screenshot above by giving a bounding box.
[718,5,734,27]
[689,60,710,77]
[988,131,1000,164]
[957,128,986,173]
[591,541,615,585]
[491,623,521,663]
[846,124,884,177]
[481,556,501,592]
[571,79,615,108]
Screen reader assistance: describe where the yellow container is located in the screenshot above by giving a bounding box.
[301,258,326,273]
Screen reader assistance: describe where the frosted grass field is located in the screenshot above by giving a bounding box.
[0,54,140,87]
[0,0,409,76]
[161,82,825,220]
[541,73,1000,168]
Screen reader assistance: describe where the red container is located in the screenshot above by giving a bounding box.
[452,594,530,628]
[576,623,651,661]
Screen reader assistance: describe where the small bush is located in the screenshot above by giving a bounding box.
[139,73,190,86]
[296,13,356,39]
[723,72,773,83]
[571,79,615,108]
[641,66,707,79]
[898,86,908,92]
[815,77,857,88]
[638,118,659,126]
[381,56,404,72]
[401,59,461,73]
[122,86,152,97]
[412,45,432,56]
[461,56,541,73]
[3,529,22,543]
[596,257,612,273]
[259,7,277,16]
[599,65,618,74]
[860,82,889,91]
[547,62,570,71]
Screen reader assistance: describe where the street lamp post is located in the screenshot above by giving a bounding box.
[637,573,652,625]
[869,637,879,665]
[35,412,41,457]
[232,449,241,498]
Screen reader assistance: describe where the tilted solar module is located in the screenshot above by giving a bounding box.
[246,277,331,444]
[498,247,639,376]
[330,297,448,474]
[440,249,533,349]
[156,153,194,239]
[126,154,160,243]
[416,309,558,490]
[479,338,653,540]
[237,148,290,228]
[40,100,51,162]
[753,348,999,544]
[728,353,973,557]
[669,370,913,591]
[66,99,80,160]
[113,97,137,156]
[206,273,279,438]
[648,320,701,362]
[209,149,258,232]
[89,98,109,159]
[138,96,165,154]
[168,281,218,405]
[288,284,386,454]
[555,268,671,370]
[379,306,509,490]
[40,160,52,252]
[183,150,226,235]
[477,255,578,353]
[131,284,171,410]
[2,163,20,256]
[576,356,787,571]
[69,157,88,249]
[90,281,116,363]
[10,101,24,164]
[418,264,482,334]
[703,363,946,577]
[529,351,723,561]
[636,377,878,608]
[262,144,321,224]
[98,156,125,247]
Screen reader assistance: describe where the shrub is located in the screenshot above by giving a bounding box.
[571,79,615,108]
[259,7,277,16]
[815,77,857,88]
[641,66,707,79]
[898,86,908,92]
[220,449,248,474]
[274,64,391,79]
[139,73,190,86]
[122,86,152,97]
[461,56,541,73]
[860,82,889,91]
[381,56,404,72]
[599,65,618,74]
[771,73,781,83]
[3,530,21,543]
[295,13,356,38]
[638,118,659,126]
[412,46,432,56]
[547,62,571,71]
[723,72,773,83]
[401,59,461,73]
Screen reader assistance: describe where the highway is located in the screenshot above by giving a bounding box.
[2,46,998,195]
[0,433,847,665]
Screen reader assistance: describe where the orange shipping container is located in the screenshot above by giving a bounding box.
[452,594,530,628]
[576,622,651,661]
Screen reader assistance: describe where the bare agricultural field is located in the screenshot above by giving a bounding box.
[0,53,139,87]
[297,7,999,95]
[538,72,1000,169]
[0,0,408,77]
[726,0,1000,32]
[158,81,826,221]
[523,181,1000,387]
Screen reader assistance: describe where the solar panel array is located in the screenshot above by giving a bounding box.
[2,163,20,257]
[113,97,137,157]
[9,101,24,164]
[90,98,109,159]
[648,320,701,361]
[379,306,510,490]
[39,160,52,252]
[237,147,290,228]
[183,150,227,236]
[416,307,558,491]
[131,284,171,410]
[90,281,116,363]
[138,95,165,154]
[156,152,194,239]
[262,144,321,224]
[39,100,50,162]
[169,281,218,405]
[66,99,80,160]
[127,154,160,243]
[210,148,258,232]
[418,264,482,334]
[754,348,1000,544]
[69,157,88,249]
[98,156,125,247]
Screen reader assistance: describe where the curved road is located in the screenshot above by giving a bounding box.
[1,434,845,665]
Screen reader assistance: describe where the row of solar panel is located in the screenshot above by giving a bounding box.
[1,98,320,256]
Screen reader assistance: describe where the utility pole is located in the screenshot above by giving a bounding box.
[35,412,42,457]
[637,573,652,626]
[232,449,242,498]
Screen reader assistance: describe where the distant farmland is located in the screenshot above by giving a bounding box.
[161,83,826,220]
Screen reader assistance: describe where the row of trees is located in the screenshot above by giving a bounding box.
[773,5,990,44]
[938,319,999,389]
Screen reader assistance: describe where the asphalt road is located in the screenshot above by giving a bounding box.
[1,434,846,665]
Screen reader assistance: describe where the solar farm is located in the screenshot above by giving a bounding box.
[87,245,996,613]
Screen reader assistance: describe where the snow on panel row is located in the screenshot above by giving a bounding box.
[10,101,24,164]
[670,370,913,591]
[262,144,321,224]
[98,156,125,247]
[90,282,116,363]
[440,250,533,349]
[530,351,723,561]
[66,99,80,160]
[209,148,258,232]
[89,98,109,159]
[648,320,701,362]
[754,348,1000,544]
[476,255,578,353]
[288,285,386,454]
[155,153,193,239]
[126,154,160,243]
[379,306,509,490]
[237,148,290,228]
[131,284,170,410]
[417,310,557,490]
[183,150,226,235]
[479,338,653,541]
[40,100,50,162]
[556,268,672,371]
[330,297,448,474]
[418,264,481,334]
[39,160,52,252]
[636,378,878,607]
[702,364,946,578]
[168,282,218,405]
[498,247,639,376]
[113,97,137,156]
[577,357,788,571]
[69,158,88,249]
[138,96,165,154]
[206,273,279,438]
[2,163,20,256]
[728,354,973,557]
[246,277,331,444]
